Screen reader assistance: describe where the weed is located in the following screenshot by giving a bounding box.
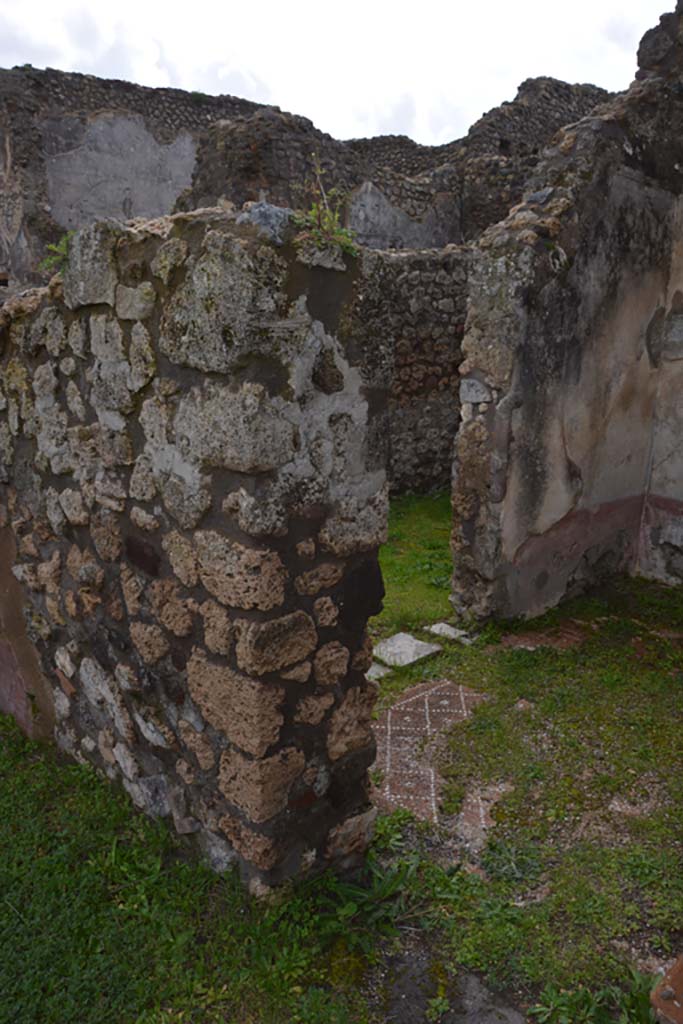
[529,970,656,1024]
[372,809,414,853]
[39,231,73,273]
[293,153,358,257]
[426,994,451,1021]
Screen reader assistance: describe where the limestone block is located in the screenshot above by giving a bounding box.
[79,657,135,742]
[374,632,441,667]
[63,222,119,310]
[318,487,389,557]
[186,648,284,757]
[115,282,156,321]
[326,683,377,760]
[175,382,296,473]
[235,612,318,675]
[159,229,284,373]
[29,307,66,356]
[151,238,188,285]
[218,746,305,823]
[459,377,493,404]
[128,323,156,391]
[195,531,287,611]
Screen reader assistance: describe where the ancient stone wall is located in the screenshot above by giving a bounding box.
[357,246,469,493]
[0,66,261,292]
[0,63,612,495]
[442,77,611,240]
[451,7,683,619]
[0,208,391,888]
[177,109,463,251]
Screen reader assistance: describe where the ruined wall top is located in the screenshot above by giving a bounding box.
[637,0,683,80]
[0,65,262,143]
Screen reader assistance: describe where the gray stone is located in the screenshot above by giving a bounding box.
[236,201,294,244]
[295,238,347,271]
[63,222,120,310]
[525,187,555,205]
[374,633,442,668]
[198,830,238,873]
[425,622,471,642]
[160,228,284,373]
[30,307,66,356]
[136,774,171,817]
[174,382,296,473]
[459,378,492,404]
[663,313,683,360]
[115,282,156,321]
[367,662,391,680]
[151,238,189,284]
[128,323,156,391]
[455,973,525,1022]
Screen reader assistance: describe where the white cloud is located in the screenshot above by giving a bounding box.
[0,0,671,144]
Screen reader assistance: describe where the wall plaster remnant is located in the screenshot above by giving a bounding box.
[451,0,683,618]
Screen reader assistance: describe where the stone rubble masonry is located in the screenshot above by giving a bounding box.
[0,207,389,888]
[1,62,609,497]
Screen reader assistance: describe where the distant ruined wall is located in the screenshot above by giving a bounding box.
[0,66,261,291]
[451,5,683,619]
[358,246,469,494]
[452,77,611,239]
[177,110,463,251]
[0,208,392,888]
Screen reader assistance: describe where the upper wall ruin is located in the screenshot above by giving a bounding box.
[0,63,609,297]
[0,64,610,495]
[0,67,262,291]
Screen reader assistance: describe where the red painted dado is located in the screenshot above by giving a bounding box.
[512,495,644,572]
[0,638,34,735]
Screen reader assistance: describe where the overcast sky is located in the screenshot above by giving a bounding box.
[0,1,670,145]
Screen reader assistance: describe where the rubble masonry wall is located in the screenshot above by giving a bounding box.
[0,208,393,889]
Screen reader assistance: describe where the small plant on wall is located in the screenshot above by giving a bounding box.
[39,231,74,274]
[293,153,358,257]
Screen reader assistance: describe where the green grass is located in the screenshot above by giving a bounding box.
[374,491,453,638]
[429,588,683,997]
[0,722,387,1024]
[1,493,679,1022]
